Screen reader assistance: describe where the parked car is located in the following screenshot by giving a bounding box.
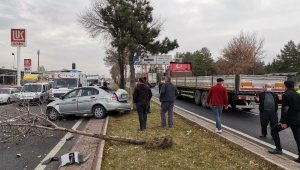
[0,88,19,104]
[16,82,51,103]
[46,86,131,120]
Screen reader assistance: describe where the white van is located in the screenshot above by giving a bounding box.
[17,82,50,103]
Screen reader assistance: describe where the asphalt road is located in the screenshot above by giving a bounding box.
[152,86,298,155]
[0,103,90,170]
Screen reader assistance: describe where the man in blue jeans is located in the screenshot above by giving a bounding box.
[207,78,229,133]
[159,76,177,128]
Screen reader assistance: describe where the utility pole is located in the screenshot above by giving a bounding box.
[37,49,40,71]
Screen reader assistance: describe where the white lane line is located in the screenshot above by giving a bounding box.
[153,97,298,159]
[34,119,83,170]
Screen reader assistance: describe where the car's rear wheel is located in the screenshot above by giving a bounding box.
[93,105,106,119]
[47,108,59,121]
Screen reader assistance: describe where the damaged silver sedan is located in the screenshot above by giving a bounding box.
[46,86,131,121]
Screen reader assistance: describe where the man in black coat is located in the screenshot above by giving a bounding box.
[268,81,300,164]
[255,83,279,138]
[133,78,152,131]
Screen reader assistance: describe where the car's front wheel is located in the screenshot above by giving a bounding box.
[93,105,106,119]
[7,98,11,104]
[47,108,59,121]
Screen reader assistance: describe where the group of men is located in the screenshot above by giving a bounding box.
[256,81,300,163]
[207,78,300,163]
[133,75,300,163]
[133,76,177,131]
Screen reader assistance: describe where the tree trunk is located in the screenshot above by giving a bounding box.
[129,51,136,96]
[118,50,125,89]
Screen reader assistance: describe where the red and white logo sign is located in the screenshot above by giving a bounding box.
[24,59,32,73]
[11,29,26,47]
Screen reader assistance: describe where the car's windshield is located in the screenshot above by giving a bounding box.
[22,85,42,92]
[0,89,10,94]
[53,78,77,88]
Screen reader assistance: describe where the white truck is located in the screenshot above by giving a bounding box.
[173,75,287,111]
[49,71,87,102]
[148,73,157,86]
[87,75,100,86]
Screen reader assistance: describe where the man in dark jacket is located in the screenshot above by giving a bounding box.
[159,76,177,128]
[143,77,153,113]
[206,78,228,133]
[255,83,279,138]
[133,78,152,131]
[268,81,300,163]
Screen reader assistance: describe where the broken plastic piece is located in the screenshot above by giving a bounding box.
[60,152,90,167]
[17,153,21,157]
[66,135,74,141]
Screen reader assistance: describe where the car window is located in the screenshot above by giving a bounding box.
[64,89,80,99]
[80,88,99,97]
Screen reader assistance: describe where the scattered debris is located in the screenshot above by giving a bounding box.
[17,153,21,157]
[37,155,42,158]
[60,152,90,167]
[66,135,74,141]
[41,157,59,165]
[186,130,192,135]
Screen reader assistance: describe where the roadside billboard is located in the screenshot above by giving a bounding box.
[24,59,32,73]
[11,29,26,47]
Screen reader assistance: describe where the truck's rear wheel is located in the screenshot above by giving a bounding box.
[201,91,208,108]
[194,90,201,105]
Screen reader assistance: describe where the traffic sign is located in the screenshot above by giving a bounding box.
[11,29,26,47]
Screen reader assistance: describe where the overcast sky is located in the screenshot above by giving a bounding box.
[1,0,300,77]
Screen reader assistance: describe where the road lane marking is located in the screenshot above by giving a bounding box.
[34,119,83,170]
[152,97,298,159]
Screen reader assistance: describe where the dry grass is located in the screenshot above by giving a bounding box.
[102,102,282,170]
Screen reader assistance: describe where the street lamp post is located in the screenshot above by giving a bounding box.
[37,49,40,71]
[12,53,15,69]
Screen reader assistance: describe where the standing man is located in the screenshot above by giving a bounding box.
[255,83,279,138]
[206,78,228,133]
[268,80,300,164]
[143,77,153,113]
[159,76,177,128]
[297,84,300,94]
[133,78,152,131]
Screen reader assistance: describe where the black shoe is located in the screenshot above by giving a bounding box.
[294,158,300,163]
[259,135,266,138]
[268,149,283,154]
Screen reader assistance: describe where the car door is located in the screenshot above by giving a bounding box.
[77,88,99,113]
[59,89,80,114]
[10,89,18,102]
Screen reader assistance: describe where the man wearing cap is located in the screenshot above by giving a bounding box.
[207,78,229,133]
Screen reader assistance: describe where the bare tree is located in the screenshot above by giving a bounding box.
[216,32,264,75]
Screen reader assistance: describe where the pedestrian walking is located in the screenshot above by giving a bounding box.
[159,76,177,128]
[206,78,228,133]
[297,84,300,94]
[255,83,279,138]
[143,77,153,113]
[133,78,152,131]
[268,81,300,164]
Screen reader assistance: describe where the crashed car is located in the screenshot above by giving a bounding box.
[46,86,131,120]
[0,88,19,104]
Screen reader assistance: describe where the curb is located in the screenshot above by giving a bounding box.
[92,116,109,170]
[151,97,300,170]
